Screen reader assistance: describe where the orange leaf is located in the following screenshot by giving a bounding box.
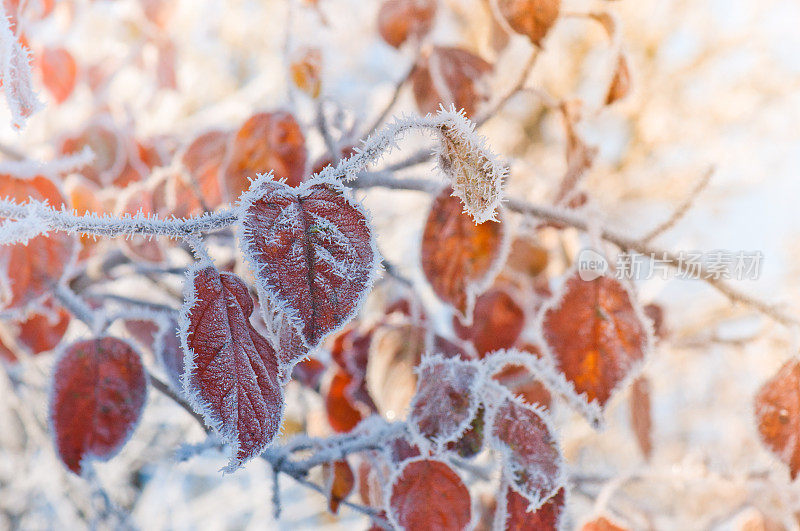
[411,46,493,118]
[289,47,322,99]
[453,287,525,357]
[496,0,561,46]
[322,459,355,514]
[40,47,77,104]
[223,112,307,198]
[630,375,652,459]
[421,187,506,318]
[605,53,631,105]
[540,272,649,408]
[755,359,800,479]
[377,0,437,49]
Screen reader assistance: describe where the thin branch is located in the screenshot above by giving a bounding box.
[354,173,798,328]
[364,61,416,137]
[475,47,540,127]
[642,166,715,243]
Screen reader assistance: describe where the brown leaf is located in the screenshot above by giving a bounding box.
[605,53,631,105]
[540,272,649,408]
[322,459,355,514]
[496,0,561,46]
[630,375,652,459]
[755,359,800,479]
[411,46,493,118]
[421,187,506,318]
[377,0,437,48]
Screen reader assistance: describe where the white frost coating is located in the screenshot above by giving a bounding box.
[177,260,286,472]
[48,336,149,476]
[433,106,508,224]
[315,106,507,223]
[237,172,383,351]
[407,353,484,451]
[531,266,655,425]
[384,454,474,531]
[0,147,95,178]
[482,383,568,513]
[0,198,240,243]
[0,5,42,130]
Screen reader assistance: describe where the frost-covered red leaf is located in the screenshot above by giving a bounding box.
[411,46,492,118]
[239,176,378,348]
[50,337,147,475]
[500,484,565,530]
[223,111,307,197]
[582,516,629,531]
[39,47,77,104]
[489,396,564,508]
[322,459,355,514]
[409,355,481,445]
[421,186,506,318]
[180,265,283,470]
[377,0,437,48]
[388,458,472,530]
[493,362,552,409]
[754,359,800,479]
[453,287,524,358]
[540,272,649,408]
[495,0,561,46]
[0,174,76,312]
[60,118,127,187]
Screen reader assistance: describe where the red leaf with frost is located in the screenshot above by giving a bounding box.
[17,300,70,354]
[501,484,565,530]
[239,176,379,348]
[388,458,472,530]
[409,356,481,445]
[179,265,283,470]
[489,397,564,508]
[50,337,147,475]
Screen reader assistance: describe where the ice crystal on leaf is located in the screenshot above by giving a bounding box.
[435,107,507,223]
[408,354,482,447]
[0,3,42,129]
[238,175,380,348]
[487,395,565,510]
[179,264,284,471]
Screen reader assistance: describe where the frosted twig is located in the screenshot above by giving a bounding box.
[642,166,715,243]
[0,199,239,241]
[316,99,339,159]
[364,59,417,137]
[0,2,43,129]
[354,173,799,328]
[55,284,100,332]
[475,47,540,127]
[0,147,95,178]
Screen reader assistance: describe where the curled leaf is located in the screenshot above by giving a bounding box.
[50,337,147,475]
[605,53,631,105]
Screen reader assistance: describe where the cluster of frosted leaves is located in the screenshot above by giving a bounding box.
[408,355,482,446]
[238,175,379,349]
[435,109,507,223]
[487,395,565,510]
[754,359,800,479]
[179,264,283,471]
[0,174,76,314]
[49,337,147,475]
[420,186,506,319]
[388,458,472,530]
[539,271,650,411]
